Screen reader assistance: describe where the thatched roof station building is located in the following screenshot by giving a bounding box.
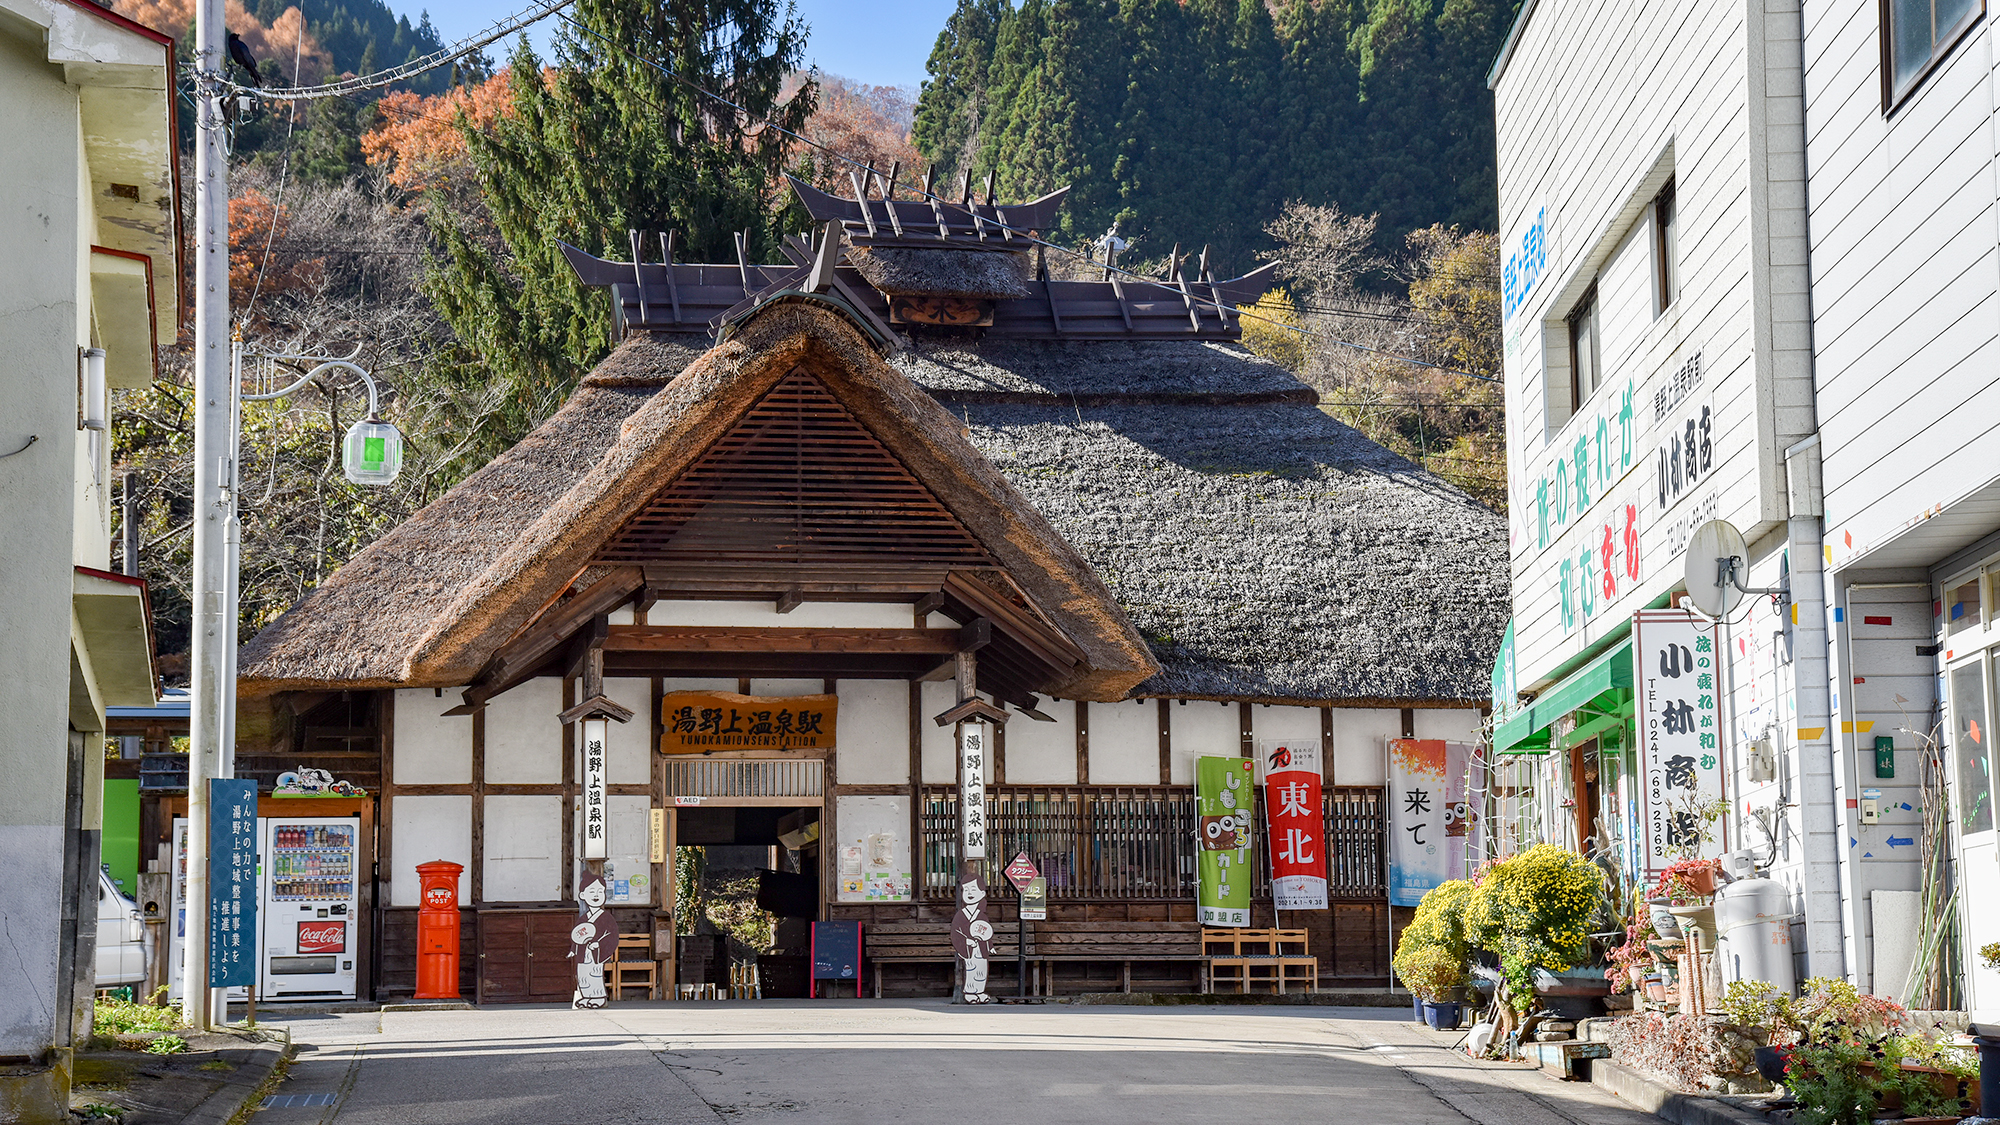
[227,181,1507,1002]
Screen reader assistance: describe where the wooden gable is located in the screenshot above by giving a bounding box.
[595,367,996,572]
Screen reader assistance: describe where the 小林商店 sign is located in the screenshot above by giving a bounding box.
[1634,609,1727,872]
[658,691,836,753]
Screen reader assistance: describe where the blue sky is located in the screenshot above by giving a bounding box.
[422,0,957,90]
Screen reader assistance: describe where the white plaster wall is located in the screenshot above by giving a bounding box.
[751,679,824,696]
[648,600,920,628]
[1252,704,1322,742]
[1414,709,1485,744]
[482,794,561,902]
[484,677,562,784]
[390,795,471,906]
[393,688,471,784]
[836,679,908,784]
[605,677,652,785]
[1331,709,1401,787]
[1169,700,1237,784]
[1004,698,1075,784]
[1087,699,1158,784]
[663,677,737,692]
[919,680,958,783]
[604,796,653,905]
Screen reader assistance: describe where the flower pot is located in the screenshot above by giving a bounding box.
[1423,1001,1462,1030]
[1900,1062,1978,1115]
[1649,903,1682,939]
[1753,1045,1790,1084]
[1684,865,1718,897]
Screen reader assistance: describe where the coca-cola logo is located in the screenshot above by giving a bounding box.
[297,921,346,952]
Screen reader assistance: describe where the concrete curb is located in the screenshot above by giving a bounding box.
[380,1001,474,1013]
[1590,1060,1770,1125]
[1065,989,1411,1007]
[181,1029,292,1125]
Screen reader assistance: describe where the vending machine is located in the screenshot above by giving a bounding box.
[260,817,360,999]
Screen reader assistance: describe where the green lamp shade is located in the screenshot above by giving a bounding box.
[343,417,403,485]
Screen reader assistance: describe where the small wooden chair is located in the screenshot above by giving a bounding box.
[610,933,659,1001]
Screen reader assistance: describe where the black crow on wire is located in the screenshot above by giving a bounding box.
[227,32,262,87]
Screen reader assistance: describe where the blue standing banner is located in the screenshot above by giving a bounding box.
[209,779,258,988]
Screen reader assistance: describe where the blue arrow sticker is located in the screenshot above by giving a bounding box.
[1888,836,1914,848]
[1850,837,1858,848]
[1863,852,1874,858]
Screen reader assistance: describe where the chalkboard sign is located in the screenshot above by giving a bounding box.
[810,920,861,997]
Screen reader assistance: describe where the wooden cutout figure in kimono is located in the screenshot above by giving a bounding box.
[569,872,617,1008]
[949,860,995,1003]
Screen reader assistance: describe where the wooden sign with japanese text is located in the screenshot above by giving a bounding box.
[659,692,836,754]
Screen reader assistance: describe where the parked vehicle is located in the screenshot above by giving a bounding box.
[95,868,147,990]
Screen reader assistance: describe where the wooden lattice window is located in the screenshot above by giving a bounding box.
[597,368,995,569]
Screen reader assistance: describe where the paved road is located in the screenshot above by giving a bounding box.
[252,1002,1666,1125]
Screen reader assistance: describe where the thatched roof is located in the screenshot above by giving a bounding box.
[846,245,1034,300]
[898,339,1509,704]
[238,309,1159,700]
[240,310,1508,707]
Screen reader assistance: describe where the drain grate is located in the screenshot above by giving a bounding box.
[261,1093,338,1108]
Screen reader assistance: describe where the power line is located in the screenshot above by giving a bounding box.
[552,12,1499,385]
[227,0,574,101]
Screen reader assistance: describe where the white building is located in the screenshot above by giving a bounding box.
[1798,0,2000,1012]
[1486,0,1846,977]
[0,0,177,1116]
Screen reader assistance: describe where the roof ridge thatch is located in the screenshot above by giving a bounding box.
[389,303,1156,698]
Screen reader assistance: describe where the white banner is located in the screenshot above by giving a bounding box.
[960,723,988,859]
[582,717,608,860]
[1388,739,1475,906]
[1635,610,1727,873]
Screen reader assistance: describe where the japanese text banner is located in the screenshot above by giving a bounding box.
[1260,740,1326,910]
[1388,739,1474,907]
[659,692,836,753]
[1196,756,1255,926]
[1635,610,1727,873]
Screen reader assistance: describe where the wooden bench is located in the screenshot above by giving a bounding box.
[1202,928,1318,994]
[862,920,1206,997]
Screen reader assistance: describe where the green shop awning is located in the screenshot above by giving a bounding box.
[1492,639,1633,752]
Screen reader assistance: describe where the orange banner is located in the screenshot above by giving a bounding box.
[658,692,837,754]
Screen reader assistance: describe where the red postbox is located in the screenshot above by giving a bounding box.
[414,860,464,999]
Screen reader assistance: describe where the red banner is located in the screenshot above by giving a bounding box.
[1262,740,1327,910]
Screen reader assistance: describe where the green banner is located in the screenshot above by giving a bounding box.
[1195,755,1255,926]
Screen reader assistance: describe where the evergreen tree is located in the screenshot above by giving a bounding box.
[424,0,812,458]
[913,0,1008,185]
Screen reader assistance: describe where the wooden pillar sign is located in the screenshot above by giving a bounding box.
[582,717,608,861]
[960,723,988,859]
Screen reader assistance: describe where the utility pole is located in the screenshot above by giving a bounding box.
[182,0,231,1029]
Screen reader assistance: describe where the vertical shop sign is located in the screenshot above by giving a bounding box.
[1260,740,1327,910]
[1388,740,1475,906]
[1196,755,1255,926]
[208,778,258,988]
[960,723,988,859]
[582,717,608,860]
[1635,610,1727,872]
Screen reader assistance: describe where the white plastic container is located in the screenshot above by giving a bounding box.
[1714,877,1796,995]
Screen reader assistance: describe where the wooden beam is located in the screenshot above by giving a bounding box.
[604,625,963,654]
[1157,697,1171,784]
[913,658,956,682]
[933,697,1009,727]
[958,618,991,653]
[1077,699,1089,785]
[913,591,945,617]
[775,588,804,614]
[453,568,641,712]
[942,572,1083,669]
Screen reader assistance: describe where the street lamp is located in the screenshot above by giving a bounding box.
[180,343,403,1026]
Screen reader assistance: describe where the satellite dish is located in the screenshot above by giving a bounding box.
[1683,519,1748,617]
